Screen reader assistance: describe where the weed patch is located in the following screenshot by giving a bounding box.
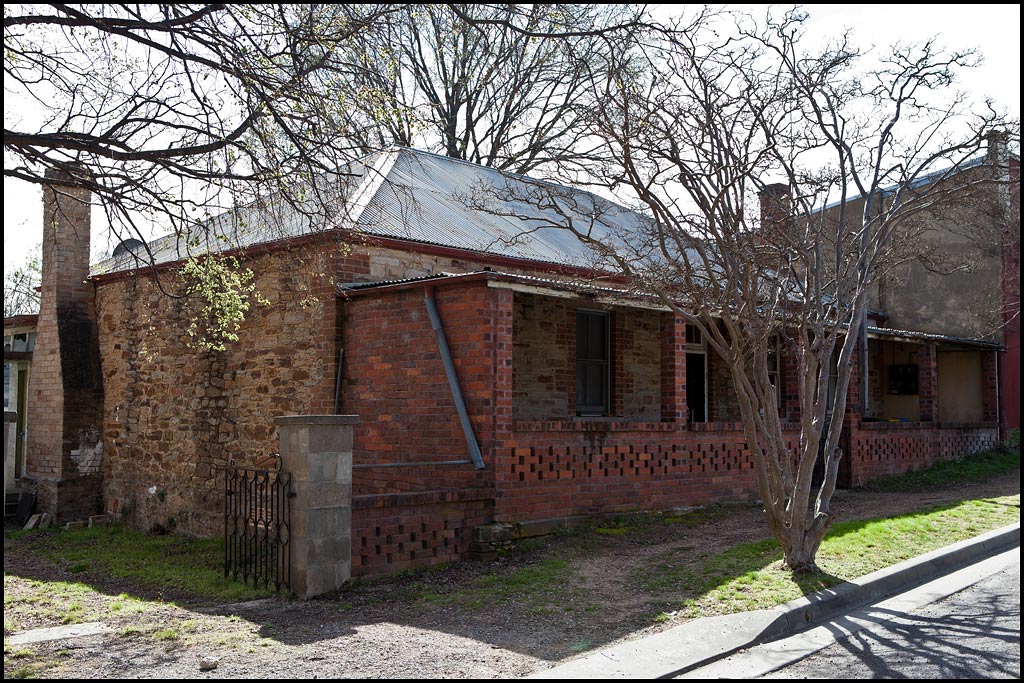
[864,447,1020,492]
[5,524,272,603]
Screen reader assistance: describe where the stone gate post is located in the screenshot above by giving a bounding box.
[274,415,358,599]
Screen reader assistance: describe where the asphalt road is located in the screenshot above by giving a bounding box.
[761,559,1020,679]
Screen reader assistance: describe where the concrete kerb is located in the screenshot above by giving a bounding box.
[531,521,1020,680]
[760,521,1020,645]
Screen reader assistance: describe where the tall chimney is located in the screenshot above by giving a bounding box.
[758,183,793,239]
[23,167,105,523]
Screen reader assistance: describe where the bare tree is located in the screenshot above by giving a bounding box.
[485,8,1017,572]
[336,4,645,175]
[4,4,649,247]
[4,4,650,347]
[3,243,41,318]
[4,4,414,251]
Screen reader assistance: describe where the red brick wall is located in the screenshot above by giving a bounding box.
[492,422,801,522]
[351,490,493,576]
[845,422,998,487]
[341,282,504,495]
[660,313,688,422]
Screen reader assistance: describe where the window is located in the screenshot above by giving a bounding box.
[685,324,708,422]
[686,324,703,346]
[888,364,919,395]
[576,310,609,415]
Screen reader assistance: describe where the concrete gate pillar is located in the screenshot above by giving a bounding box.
[275,415,358,599]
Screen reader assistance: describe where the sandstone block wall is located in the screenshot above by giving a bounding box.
[97,245,342,534]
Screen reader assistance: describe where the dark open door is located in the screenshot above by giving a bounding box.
[15,368,27,478]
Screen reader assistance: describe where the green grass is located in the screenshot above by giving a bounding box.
[5,524,272,602]
[863,446,1020,492]
[637,494,1019,619]
[3,575,103,627]
[152,628,180,641]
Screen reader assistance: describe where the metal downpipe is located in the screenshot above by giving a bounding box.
[424,286,487,470]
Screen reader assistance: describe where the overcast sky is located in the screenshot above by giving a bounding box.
[3,3,1020,274]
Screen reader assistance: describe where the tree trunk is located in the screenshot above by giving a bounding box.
[778,518,832,573]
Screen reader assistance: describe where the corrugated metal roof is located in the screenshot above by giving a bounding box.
[816,152,1015,212]
[338,269,645,300]
[352,149,650,268]
[866,325,1000,349]
[91,148,652,275]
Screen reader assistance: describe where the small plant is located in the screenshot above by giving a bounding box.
[7,665,36,679]
[152,628,179,641]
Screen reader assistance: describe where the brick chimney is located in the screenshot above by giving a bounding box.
[758,183,793,239]
[23,168,105,523]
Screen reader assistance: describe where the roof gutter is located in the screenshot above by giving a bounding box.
[423,286,486,470]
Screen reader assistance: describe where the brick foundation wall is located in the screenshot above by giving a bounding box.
[845,422,999,487]
[351,489,493,576]
[492,422,801,522]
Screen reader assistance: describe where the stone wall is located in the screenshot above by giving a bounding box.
[511,293,661,421]
[97,244,342,534]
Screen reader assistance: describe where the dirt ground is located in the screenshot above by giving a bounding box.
[3,472,1019,679]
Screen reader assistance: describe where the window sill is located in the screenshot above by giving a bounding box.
[514,419,678,432]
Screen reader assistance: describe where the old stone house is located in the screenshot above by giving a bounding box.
[5,146,1018,577]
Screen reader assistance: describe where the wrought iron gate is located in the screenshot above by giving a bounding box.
[224,454,293,592]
